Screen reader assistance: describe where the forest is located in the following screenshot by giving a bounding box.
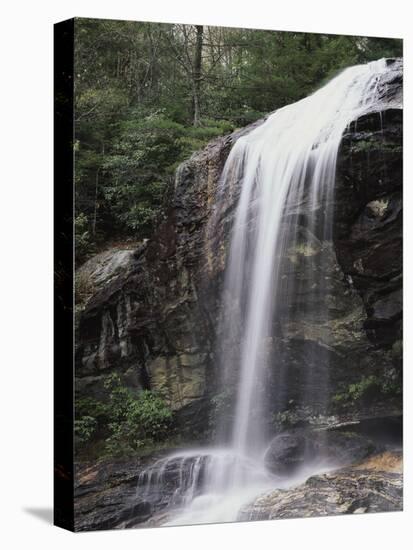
[74,18,402,264]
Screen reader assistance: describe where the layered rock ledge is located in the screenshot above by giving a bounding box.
[240,451,402,521]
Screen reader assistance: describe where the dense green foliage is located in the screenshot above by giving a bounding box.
[75,18,402,264]
[75,374,172,456]
[332,371,402,406]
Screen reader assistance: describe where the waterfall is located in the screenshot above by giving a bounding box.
[221,58,391,457]
[136,59,395,525]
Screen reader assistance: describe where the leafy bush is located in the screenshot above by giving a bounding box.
[104,390,172,455]
[75,416,98,444]
[101,111,184,236]
[75,374,173,456]
[104,375,172,455]
[332,371,401,406]
[75,213,94,264]
[76,396,108,420]
[101,111,236,238]
[333,375,379,404]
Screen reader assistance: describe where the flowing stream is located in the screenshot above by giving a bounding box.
[136,59,394,526]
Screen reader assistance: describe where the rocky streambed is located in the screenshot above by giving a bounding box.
[74,422,402,531]
[74,450,402,530]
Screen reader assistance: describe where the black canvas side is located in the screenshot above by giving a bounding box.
[54,18,75,532]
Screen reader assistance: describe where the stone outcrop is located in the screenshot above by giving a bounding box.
[240,451,402,521]
[74,458,150,531]
[75,59,402,435]
[74,450,207,530]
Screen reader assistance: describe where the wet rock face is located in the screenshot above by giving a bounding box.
[335,107,402,349]
[74,459,150,531]
[241,451,403,521]
[75,61,402,430]
[266,63,403,420]
[74,451,210,530]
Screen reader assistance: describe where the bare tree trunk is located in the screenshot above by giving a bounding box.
[193,25,203,126]
[92,142,105,236]
[92,169,99,237]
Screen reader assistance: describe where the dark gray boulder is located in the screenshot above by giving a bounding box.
[264,430,377,476]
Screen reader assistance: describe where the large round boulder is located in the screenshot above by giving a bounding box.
[264,432,316,475]
[264,430,377,476]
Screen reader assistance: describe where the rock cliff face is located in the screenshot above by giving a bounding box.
[75,118,266,434]
[75,59,402,436]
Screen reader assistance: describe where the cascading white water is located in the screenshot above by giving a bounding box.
[136,59,396,525]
